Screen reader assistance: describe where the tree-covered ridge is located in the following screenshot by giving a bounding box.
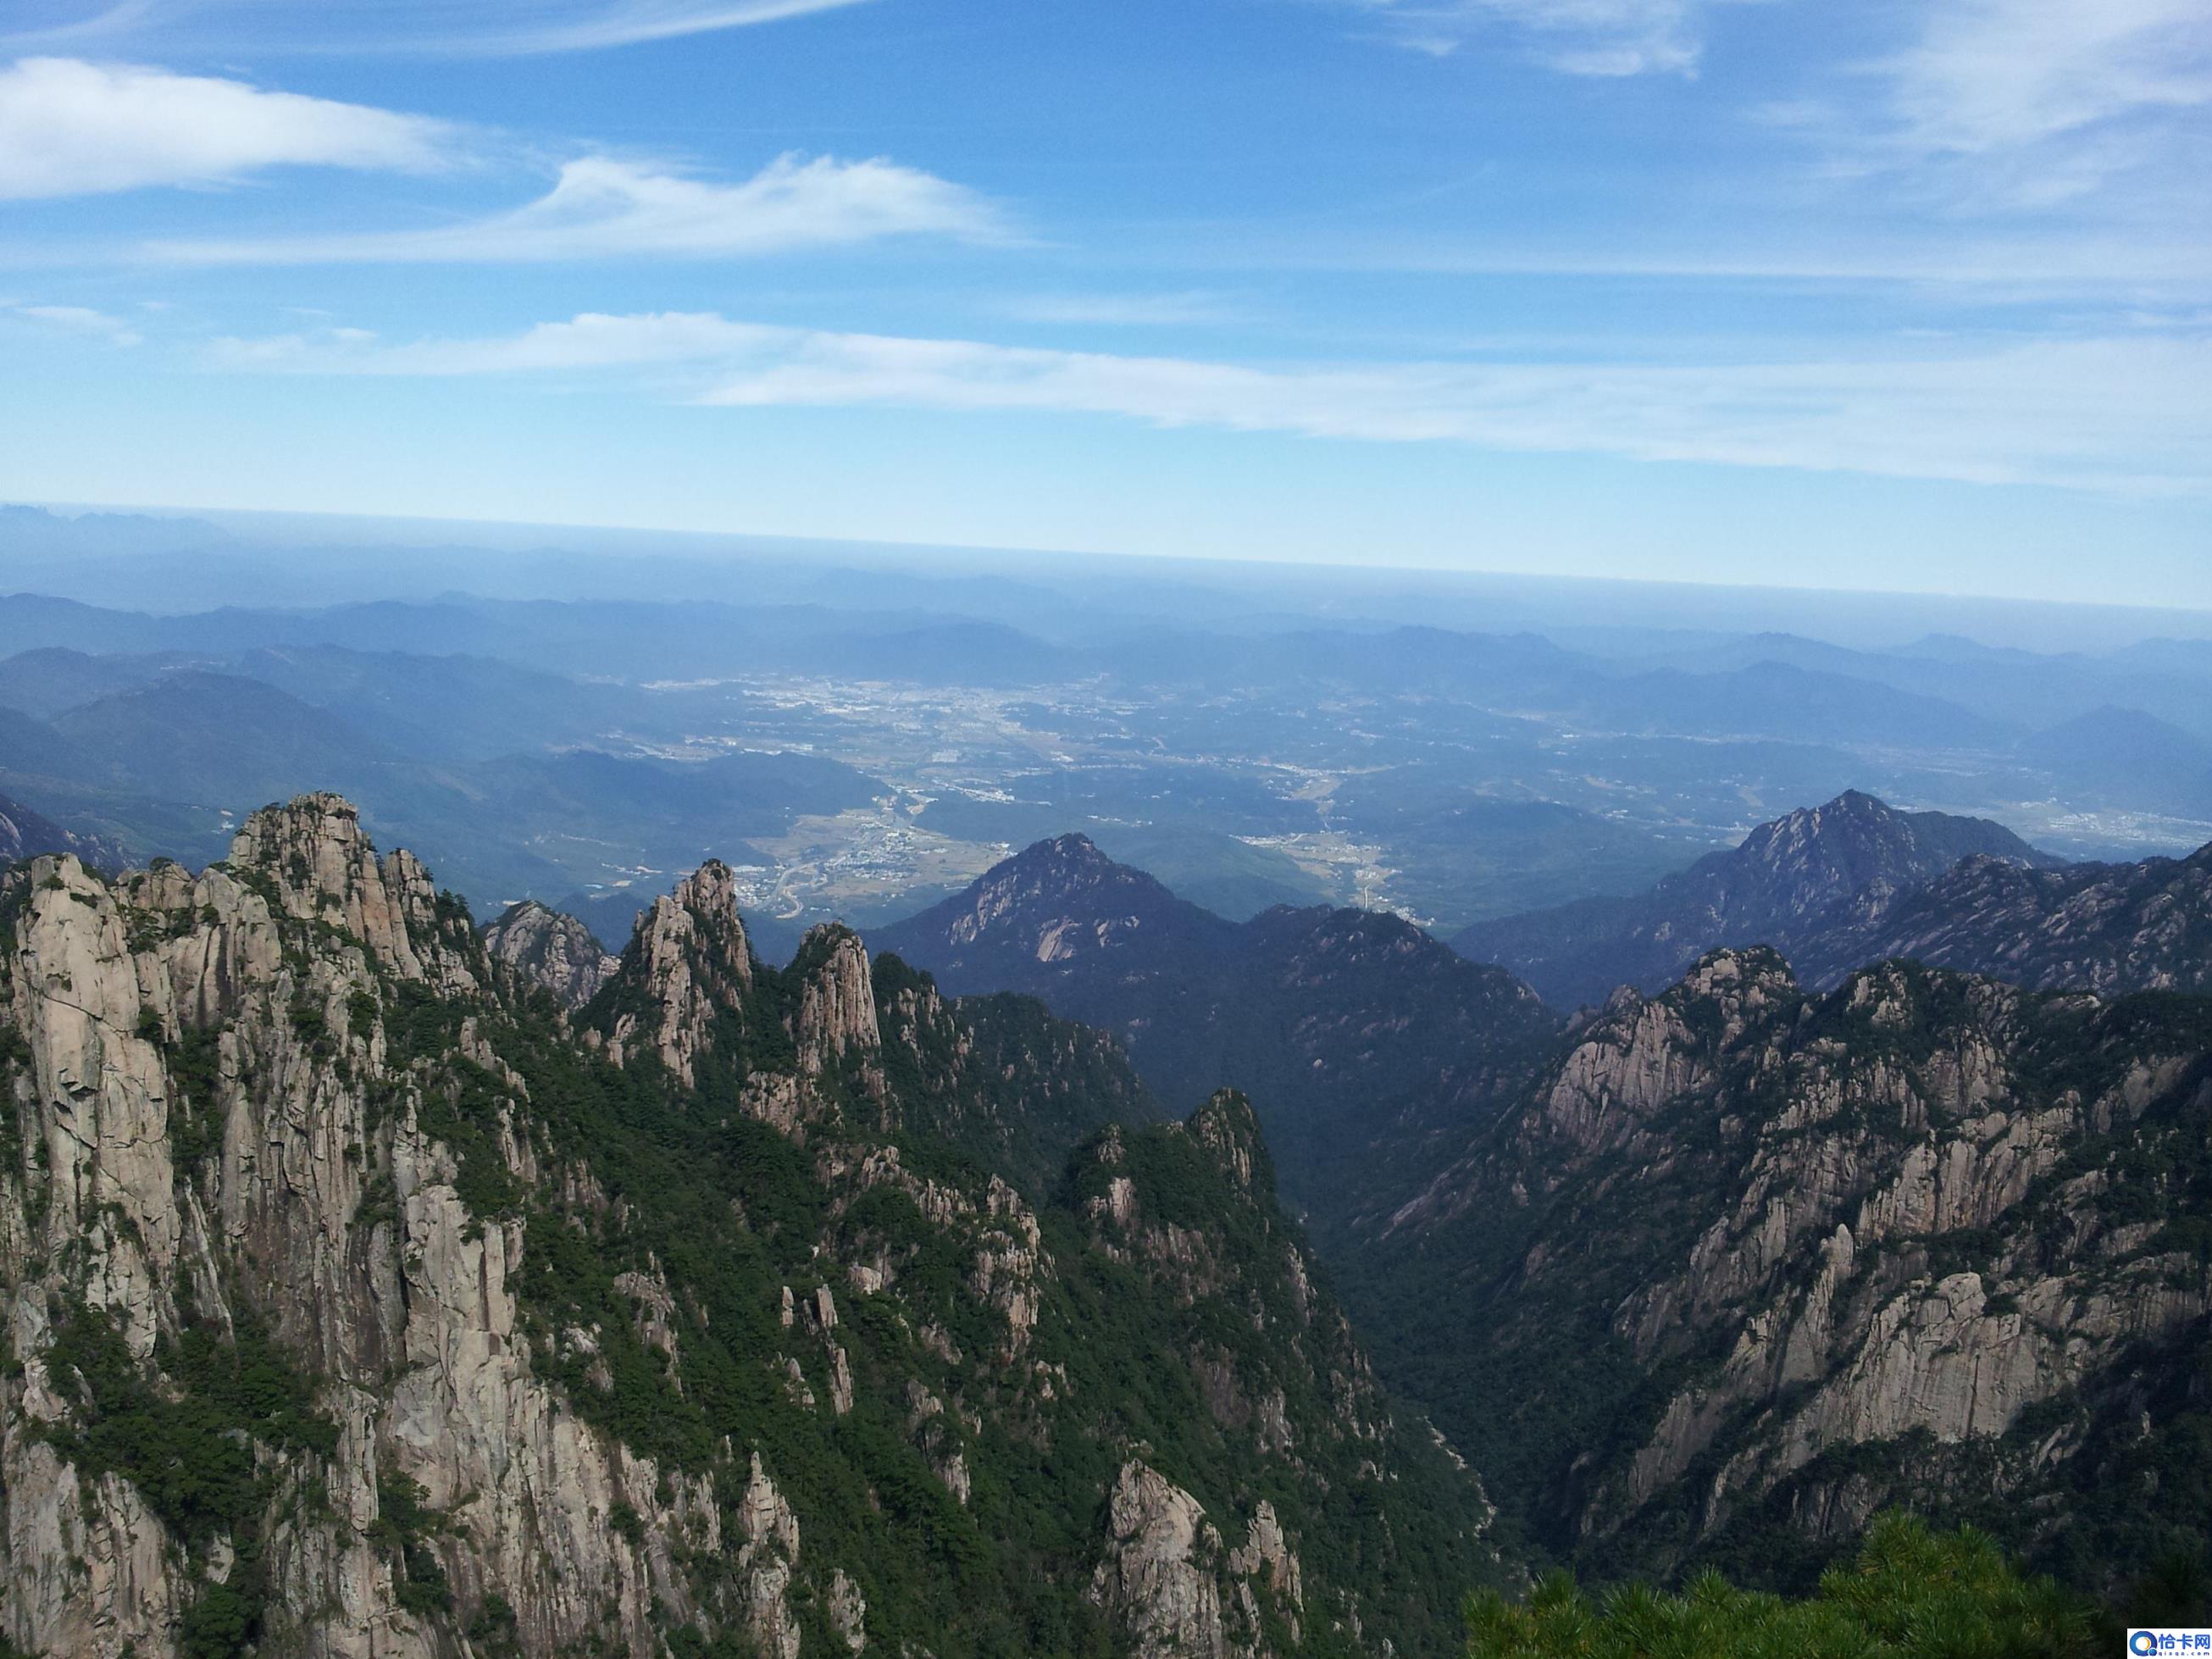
[0,794,1498,1657]
[872,834,1560,1206]
[1466,1514,2102,1659]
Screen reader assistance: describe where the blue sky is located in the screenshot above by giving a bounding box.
[1,0,2208,605]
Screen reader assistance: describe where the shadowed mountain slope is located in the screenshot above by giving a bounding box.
[1345,946,2212,1595]
[1788,840,2212,996]
[1454,790,2059,1010]
[871,834,1560,1199]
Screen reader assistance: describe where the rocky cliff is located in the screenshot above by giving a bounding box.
[0,792,1497,1656]
[1352,943,2212,1590]
[1453,791,2057,1011]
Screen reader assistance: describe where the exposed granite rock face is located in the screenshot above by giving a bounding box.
[789,923,880,1076]
[0,794,1498,1657]
[733,1455,801,1659]
[1368,943,2212,1588]
[1189,1090,1267,1192]
[226,789,477,992]
[484,899,618,1007]
[1091,1460,1315,1659]
[1789,841,2212,996]
[1093,1460,1228,1659]
[1455,790,2057,1011]
[595,860,753,1085]
[0,802,703,1659]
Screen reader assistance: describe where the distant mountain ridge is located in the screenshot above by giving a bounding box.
[1454,791,2060,1009]
[0,787,125,869]
[1788,840,2212,996]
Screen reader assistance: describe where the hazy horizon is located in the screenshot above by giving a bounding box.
[14,498,2212,653]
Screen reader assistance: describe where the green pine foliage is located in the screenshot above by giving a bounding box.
[1466,1514,2101,1659]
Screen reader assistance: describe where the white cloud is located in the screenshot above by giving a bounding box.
[1769,0,2212,208]
[156,152,1005,264]
[205,309,2212,496]
[1877,0,2212,158]
[0,57,458,200]
[0,0,873,57]
[448,0,873,54]
[208,311,771,372]
[1343,0,1751,75]
[11,301,141,343]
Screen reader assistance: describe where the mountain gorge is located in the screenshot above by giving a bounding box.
[0,796,1497,1657]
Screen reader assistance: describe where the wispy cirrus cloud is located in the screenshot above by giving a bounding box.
[206,309,2212,496]
[448,0,873,54]
[1771,0,2212,208]
[155,151,1007,264]
[0,57,460,200]
[1877,0,2212,158]
[1340,0,1756,75]
[0,0,873,58]
[8,301,141,343]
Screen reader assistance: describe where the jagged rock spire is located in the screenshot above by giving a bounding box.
[228,792,475,990]
[601,860,755,1086]
[1187,1089,1270,1195]
[790,924,879,1076]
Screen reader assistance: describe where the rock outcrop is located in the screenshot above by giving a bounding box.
[788,923,880,1075]
[593,859,752,1085]
[484,898,618,1007]
[1090,1460,1312,1659]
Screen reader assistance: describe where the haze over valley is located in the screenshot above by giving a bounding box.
[6,508,2209,966]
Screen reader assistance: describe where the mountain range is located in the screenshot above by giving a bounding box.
[1355,946,2212,1588]
[1787,841,2212,996]
[6,754,2212,1653]
[859,791,2212,1594]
